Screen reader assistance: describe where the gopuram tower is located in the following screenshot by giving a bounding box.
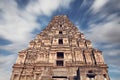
[11,15,110,80]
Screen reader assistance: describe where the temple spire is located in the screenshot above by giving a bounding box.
[11,15,110,80]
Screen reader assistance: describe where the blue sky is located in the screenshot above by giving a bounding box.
[0,0,120,80]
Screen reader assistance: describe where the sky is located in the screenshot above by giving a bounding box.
[0,0,120,80]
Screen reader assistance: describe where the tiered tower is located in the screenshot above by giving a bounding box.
[11,15,110,80]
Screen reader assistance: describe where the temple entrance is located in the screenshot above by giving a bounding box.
[52,76,68,80]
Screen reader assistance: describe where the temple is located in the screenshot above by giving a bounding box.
[10,15,110,80]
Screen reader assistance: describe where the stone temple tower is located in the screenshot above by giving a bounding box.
[11,15,110,80]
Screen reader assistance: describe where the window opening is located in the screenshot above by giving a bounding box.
[59,39,63,44]
[60,24,62,27]
[59,31,62,34]
[57,52,64,59]
[56,60,63,66]
[103,74,107,80]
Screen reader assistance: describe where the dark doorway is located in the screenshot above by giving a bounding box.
[52,76,68,80]
[52,76,67,78]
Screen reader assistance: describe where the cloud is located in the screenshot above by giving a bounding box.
[0,0,73,52]
[91,0,109,13]
[111,78,120,80]
[83,1,120,77]
[109,65,120,80]
[85,14,120,66]
[85,0,120,51]
[90,0,120,17]
[0,54,17,80]
[86,14,120,45]
[25,0,73,16]
[102,0,120,15]
[104,51,120,67]
[0,0,39,52]
[15,0,30,9]
[0,0,74,80]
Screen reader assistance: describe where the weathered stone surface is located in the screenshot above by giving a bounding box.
[11,15,110,80]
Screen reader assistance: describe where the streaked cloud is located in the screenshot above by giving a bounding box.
[86,14,120,44]
[0,0,120,80]
[0,54,17,80]
[0,0,73,52]
[91,0,109,13]
[80,1,120,80]
[25,0,73,16]
[0,0,73,80]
